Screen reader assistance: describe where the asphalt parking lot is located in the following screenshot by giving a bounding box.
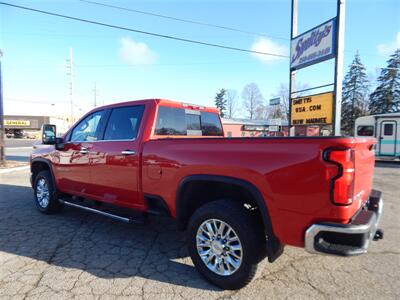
[0,163,399,299]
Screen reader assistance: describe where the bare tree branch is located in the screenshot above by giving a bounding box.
[242,83,264,120]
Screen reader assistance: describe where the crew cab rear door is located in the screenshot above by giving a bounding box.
[89,105,145,210]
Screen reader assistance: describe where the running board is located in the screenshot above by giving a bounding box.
[59,199,144,224]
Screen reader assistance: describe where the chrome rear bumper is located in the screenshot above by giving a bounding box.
[305,190,383,256]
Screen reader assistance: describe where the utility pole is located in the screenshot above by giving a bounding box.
[0,49,5,166]
[66,48,74,126]
[93,82,97,108]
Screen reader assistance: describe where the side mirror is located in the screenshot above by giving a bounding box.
[42,124,56,145]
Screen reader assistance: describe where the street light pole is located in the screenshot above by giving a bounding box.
[0,49,5,167]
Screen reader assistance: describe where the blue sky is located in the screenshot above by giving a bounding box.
[1,0,399,117]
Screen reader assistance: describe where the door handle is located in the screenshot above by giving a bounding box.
[80,148,89,154]
[121,150,136,156]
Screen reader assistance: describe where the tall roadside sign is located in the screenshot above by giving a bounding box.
[0,49,4,166]
[289,0,346,136]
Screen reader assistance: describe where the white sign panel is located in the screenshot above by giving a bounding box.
[269,125,279,132]
[269,119,282,126]
[269,97,281,106]
[290,18,336,70]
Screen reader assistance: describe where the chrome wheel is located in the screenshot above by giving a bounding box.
[36,178,50,208]
[196,219,243,276]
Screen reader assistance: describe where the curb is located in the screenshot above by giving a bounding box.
[0,165,30,174]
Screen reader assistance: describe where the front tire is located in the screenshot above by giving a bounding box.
[187,199,265,290]
[33,170,63,214]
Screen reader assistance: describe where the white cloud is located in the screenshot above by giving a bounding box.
[118,37,158,65]
[377,32,400,56]
[250,37,288,64]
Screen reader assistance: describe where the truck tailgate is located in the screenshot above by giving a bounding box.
[353,139,376,207]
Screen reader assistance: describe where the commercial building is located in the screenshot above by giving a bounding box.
[4,115,70,138]
[221,118,289,137]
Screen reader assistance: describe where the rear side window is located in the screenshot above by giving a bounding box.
[201,112,223,136]
[104,105,144,140]
[155,106,187,135]
[155,106,223,136]
[357,125,374,136]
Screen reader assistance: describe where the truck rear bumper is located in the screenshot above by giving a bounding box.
[305,189,383,256]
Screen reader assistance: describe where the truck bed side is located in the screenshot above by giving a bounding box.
[141,137,375,247]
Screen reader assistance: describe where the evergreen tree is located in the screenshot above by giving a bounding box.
[341,53,370,134]
[214,88,227,117]
[369,49,400,114]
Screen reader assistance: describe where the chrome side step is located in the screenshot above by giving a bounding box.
[59,199,131,223]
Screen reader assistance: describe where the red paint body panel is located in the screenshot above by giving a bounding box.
[141,137,375,247]
[89,140,143,209]
[31,99,376,249]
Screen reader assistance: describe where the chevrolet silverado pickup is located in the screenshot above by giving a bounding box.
[31,99,384,289]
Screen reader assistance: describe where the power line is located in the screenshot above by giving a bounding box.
[0,2,289,59]
[79,0,289,41]
[74,61,252,67]
[3,31,387,60]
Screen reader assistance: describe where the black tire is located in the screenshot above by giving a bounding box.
[187,199,266,290]
[33,170,63,214]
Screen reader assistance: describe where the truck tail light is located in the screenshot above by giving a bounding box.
[325,149,355,205]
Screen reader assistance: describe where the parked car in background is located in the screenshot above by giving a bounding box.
[5,128,24,138]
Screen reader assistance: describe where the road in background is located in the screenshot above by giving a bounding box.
[4,138,38,162]
[5,138,39,148]
[0,163,398,299]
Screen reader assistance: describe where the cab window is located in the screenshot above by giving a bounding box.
[155,106,187,135]
[155,106,223,136]
[103,105,144,140]
[201,112,223,136]
[70,110,105,142]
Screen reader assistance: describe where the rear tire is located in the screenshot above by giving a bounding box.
[33,170,63,214]
[187,199,266,290]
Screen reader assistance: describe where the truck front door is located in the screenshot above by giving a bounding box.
[53,110,106,196]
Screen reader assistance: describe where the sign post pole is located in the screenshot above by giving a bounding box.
[288,0,298,136]
[0,49,5,166]
[333,0,346,136]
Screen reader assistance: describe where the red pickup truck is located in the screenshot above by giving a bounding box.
[31,99,383,289]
